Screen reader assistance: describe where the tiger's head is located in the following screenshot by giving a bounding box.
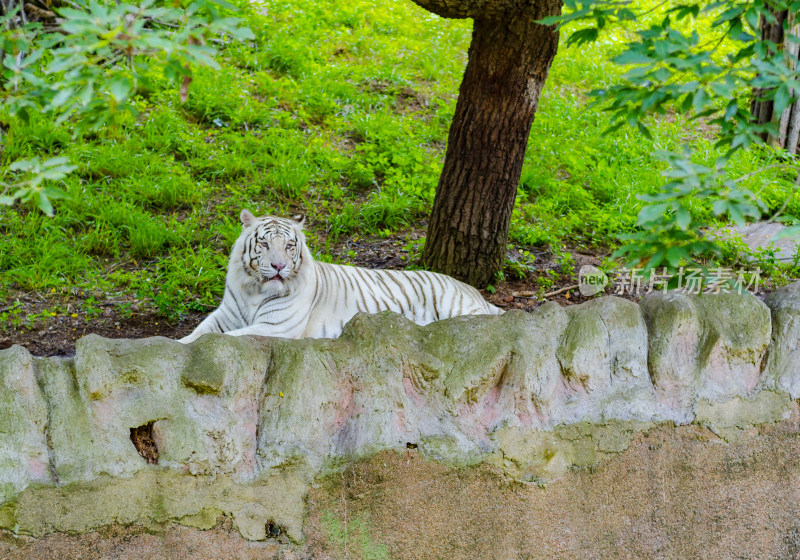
[237,210,308,289]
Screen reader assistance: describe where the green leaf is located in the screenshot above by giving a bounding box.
[566,27,599,47]
[537,15,562,25]
[676,207,691,229]
[637,202,670,225]
[47,54,83,74]
[227,26,255,41]
[716,5,745,23]
[613,51,654,65]
[9,158,37,172]
[79,82,95,106]
[648,249,666,268]
[723,100,738,121]
[710,81,733,98]
[19,48,43,68]
[666,246,686,267]
[17,106,31,124]
[728,204,745,225]
[681,93,693,112]
[36,192,54,217]
[43,157,73,168]
[692,88,709,112]
[774,83,792,116]
[712,199,728,216]
[50,87,75,108]
[108,74,133,102]
[40,167,77,180]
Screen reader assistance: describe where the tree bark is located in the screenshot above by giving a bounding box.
[751,9,800,154]
[418,5,561,286]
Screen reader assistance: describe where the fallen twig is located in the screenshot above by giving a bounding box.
[542,284,579,298]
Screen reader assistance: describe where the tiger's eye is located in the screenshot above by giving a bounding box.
[259,241,270,249]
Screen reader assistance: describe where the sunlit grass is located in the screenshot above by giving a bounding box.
[1,0,796,318]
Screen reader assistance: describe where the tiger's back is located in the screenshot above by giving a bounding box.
[304,262,501,338]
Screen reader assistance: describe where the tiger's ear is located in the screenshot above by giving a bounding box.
[240,209,256,228]
[292,213,306,228]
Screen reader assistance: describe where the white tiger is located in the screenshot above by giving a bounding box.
[180,210,503,343]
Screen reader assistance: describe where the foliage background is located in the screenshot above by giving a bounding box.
[1,0,798,326]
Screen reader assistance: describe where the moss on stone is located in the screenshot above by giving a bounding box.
[178,508,224,530]
[419,435,484,467]
[764,282,800,397]
[181,334,270,394]
[491,420,656,480]
[694,390,793,441]
[694,292,772,355]
[0,500,16,530]
[12,468,308,542]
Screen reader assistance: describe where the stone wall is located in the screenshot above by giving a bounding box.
[2,283,800,558]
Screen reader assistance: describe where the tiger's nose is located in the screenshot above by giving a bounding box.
[272,263,286,271]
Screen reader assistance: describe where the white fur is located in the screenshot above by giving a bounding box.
[180,213,502,343]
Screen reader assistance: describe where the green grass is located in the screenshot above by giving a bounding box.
[1,0,798,319]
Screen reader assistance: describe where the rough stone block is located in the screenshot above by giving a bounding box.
[693,291,771,400]
[430,304,568,433]
[0,346,51,504]
[764,281,800,397]
[53,334,272,482]
[640,292,701,421]
[34,356,105,484]
[555,297,653,423]
[12,468,308,542]
[642,290,772,419]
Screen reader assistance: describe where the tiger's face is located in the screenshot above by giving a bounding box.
[239,210,306,287]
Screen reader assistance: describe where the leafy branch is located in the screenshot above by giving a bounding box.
[542,0,800,270]
[0,0,253,215]
[0,156,76,215]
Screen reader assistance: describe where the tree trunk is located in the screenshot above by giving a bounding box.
[751,10,800,153]
[420,7,561,287]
